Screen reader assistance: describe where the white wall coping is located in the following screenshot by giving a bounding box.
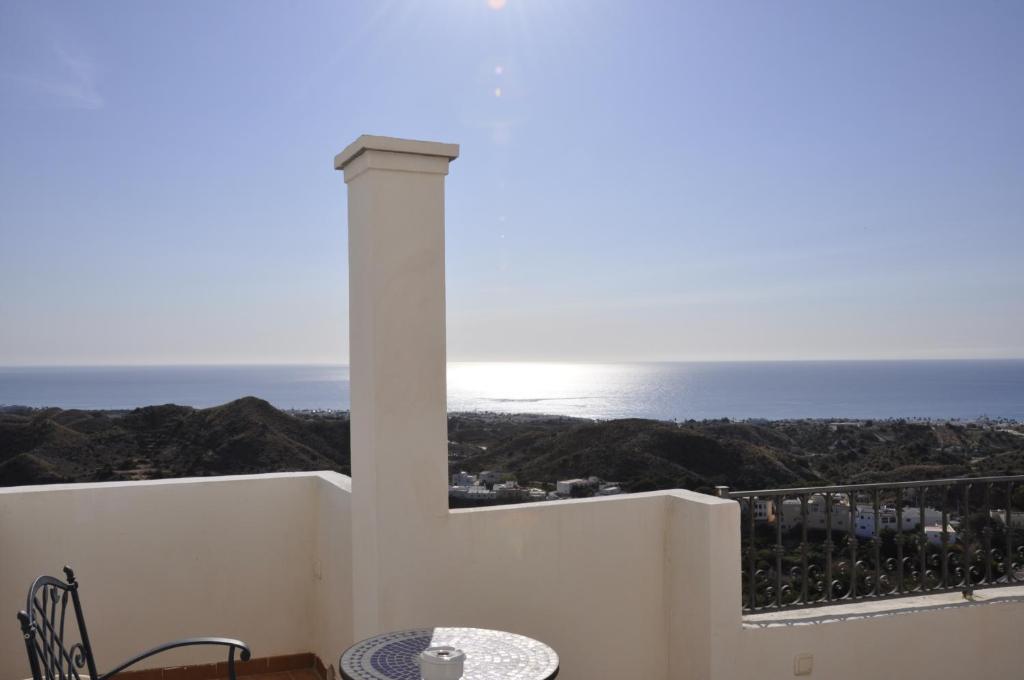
[448,487,734,514]
[0,475,722,509]
[0,470,352,495]
[743,584,1024,628]
[334,135,460,171]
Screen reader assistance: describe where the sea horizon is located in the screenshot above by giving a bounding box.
[4,357,1024,368]
[2,359,1023,421]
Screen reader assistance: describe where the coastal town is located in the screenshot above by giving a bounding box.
[448,470,622,507]
[739,492,1024,543]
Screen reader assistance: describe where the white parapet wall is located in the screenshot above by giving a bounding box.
[4,472,1024,680]
[0,472,739,680]
[736,585,1024,679]
[331,488,739,680]
[445,493,676,680]
[0,472,353,680]
[311,472,354,671]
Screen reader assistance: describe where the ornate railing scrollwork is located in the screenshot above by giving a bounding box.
[725,474,1024,613]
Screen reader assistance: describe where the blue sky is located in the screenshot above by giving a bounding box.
[1,1,1022,365]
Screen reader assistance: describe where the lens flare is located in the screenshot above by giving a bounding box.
[487,0,507,10]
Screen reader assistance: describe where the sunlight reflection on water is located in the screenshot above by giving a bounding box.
[2,361,1022,420]
[446,362,659,418]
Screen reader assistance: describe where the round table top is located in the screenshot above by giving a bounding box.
[339,627,559,680]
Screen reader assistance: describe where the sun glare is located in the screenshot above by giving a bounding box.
[449,363,595,401]
[487,0,507,10]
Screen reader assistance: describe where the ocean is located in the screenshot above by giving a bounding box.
[0,361,1022,421]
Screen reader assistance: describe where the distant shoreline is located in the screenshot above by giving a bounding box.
[4,358,1024,368]
[2,403,1021,426]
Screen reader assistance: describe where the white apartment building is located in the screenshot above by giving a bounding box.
[556,478,591,496]
[991,509,1024,529]
[751,499,776,523]
[853,505,945,538]
[924,524,960,546]
[478,470,506,486]
[778,495,852,533]
[777,494,945,538]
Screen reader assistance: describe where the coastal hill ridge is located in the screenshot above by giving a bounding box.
[2,397,1023,494]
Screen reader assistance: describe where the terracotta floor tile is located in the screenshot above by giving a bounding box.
[163,666,210,680]
[258,673,293,680]
[267,653,314,672]
[118,669,164,680]
[155,655,329,680]
[289,670,321,680]
[313,656,327,680]
[220,657,269,678]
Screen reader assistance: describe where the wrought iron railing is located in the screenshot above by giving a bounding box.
[717,475,1024,613]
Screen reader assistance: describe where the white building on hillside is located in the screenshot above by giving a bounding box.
[778,494,944,538]
[751,499,776,523]
[924,524,959,545]
[779,495,852,533]
[991,509,1024,529]
[495,482,528,502]
[478,470,506,486]
[556,478,590,496]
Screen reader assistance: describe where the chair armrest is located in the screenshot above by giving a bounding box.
[100,637,251,680]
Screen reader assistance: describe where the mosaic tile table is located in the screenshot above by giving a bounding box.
[339,627,559,680]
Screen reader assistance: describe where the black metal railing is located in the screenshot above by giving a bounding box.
[718,475,1024,613]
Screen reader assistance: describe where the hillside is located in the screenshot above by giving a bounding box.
[2,400,1023,494]
[447,414,1024,493]
[0,397,350,486]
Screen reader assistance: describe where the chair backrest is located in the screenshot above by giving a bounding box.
[16,566,99,680]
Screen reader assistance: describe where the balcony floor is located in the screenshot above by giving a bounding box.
[235,672,320,680]
[119,654,327,680]
[128,668,324,680]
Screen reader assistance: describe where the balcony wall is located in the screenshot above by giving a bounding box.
[1,474,734,680]
[4,473,1024,680]
[439,488,1024,680]
[736,586,1024,679]
[0,472,352,680]
[440,490,734,680]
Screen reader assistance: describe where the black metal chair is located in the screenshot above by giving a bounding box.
[17,566,251,680]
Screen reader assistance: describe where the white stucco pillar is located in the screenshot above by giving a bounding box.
[335,135,458,637]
